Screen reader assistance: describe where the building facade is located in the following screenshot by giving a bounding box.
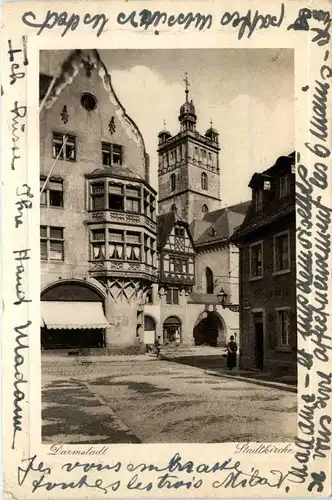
[232,153,296,376]
[39,50,249,353]
[40,50,157,351]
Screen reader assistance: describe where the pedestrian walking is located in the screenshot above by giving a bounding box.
[154,336,161,357]
[226,335,237,370]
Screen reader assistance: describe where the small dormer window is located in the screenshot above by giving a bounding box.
[280,174,290,198]
[254,188,263,212]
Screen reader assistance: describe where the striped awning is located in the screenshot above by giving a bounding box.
[41,301,110,329]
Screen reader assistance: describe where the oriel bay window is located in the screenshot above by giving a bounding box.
[40,226,64,261]
[91,229,143,262]
[89,180,156,218]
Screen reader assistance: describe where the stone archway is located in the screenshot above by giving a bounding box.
[144,315,156,344]
[163,316,182,344]
[193,310,226,347]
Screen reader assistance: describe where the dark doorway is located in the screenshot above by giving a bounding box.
[193,311,224,347]
[253,313,264,370]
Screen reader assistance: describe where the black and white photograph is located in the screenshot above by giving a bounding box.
[39,48,297,445]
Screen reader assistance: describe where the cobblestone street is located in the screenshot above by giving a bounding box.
[42,356,297,444]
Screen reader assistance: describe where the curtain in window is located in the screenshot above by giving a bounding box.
[115,245,123,258]
[109,244,115,258]
[93,244,105,259]
[133,246,140,260]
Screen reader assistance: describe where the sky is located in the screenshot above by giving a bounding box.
[42,49,294,207]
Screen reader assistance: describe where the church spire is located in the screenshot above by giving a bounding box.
[184,72,190,103]
[179,73,196,132]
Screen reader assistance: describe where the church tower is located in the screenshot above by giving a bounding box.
[158,75,221,223]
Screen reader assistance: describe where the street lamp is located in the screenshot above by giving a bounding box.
[217,288,240,313]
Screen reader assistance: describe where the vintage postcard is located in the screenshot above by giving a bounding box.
[1,0,332,498]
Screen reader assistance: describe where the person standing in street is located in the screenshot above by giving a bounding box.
[154,336,161,357]
[226,335,238,370]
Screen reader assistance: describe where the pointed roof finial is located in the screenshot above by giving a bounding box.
[183,72,190,102]
[163,119,166,129]
[210,118,213,128]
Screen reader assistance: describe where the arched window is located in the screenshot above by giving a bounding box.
[206,267,214,294]
[170,173,176,191]
[201,172,208,190]
[202,204,209,215]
